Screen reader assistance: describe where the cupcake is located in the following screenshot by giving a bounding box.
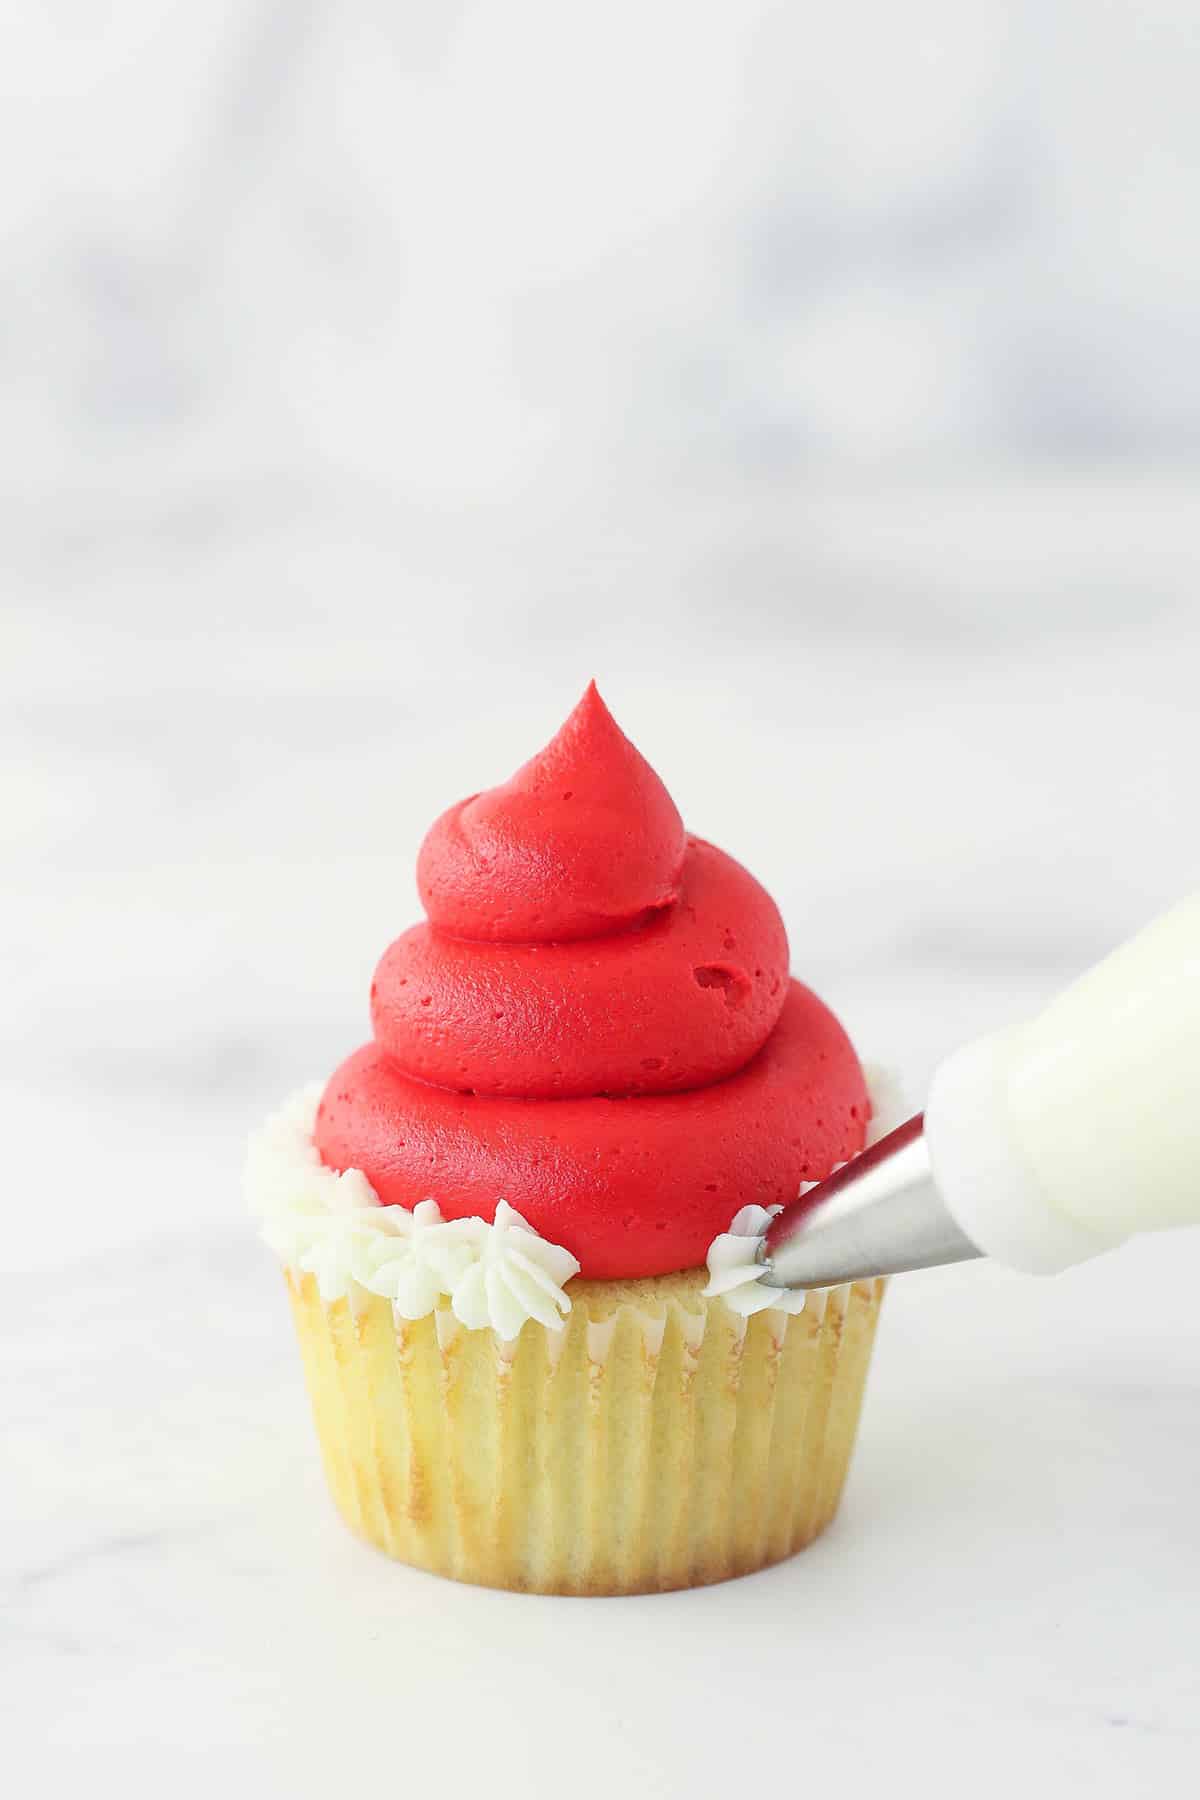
[249,684,897,1594]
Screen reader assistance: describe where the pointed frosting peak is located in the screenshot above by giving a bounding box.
[320,686,868,1278]
[417,684,686,942]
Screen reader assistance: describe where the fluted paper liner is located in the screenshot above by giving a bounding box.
[286,1267,885,1595]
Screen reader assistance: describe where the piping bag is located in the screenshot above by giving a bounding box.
[759,895,1200,1292]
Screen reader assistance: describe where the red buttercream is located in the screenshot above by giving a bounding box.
[418,682,686,943]
[373,836,789,1097]
[317,684,869,1278]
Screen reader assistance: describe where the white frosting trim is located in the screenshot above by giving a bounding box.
[250,1064,901,1333]
[703,1064,907,1315]
[246,1086,579,1337]
[704,1205,810,1315]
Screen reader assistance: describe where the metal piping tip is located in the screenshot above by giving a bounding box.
[761,1114,982,1289]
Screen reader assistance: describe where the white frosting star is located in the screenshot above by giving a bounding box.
[703,1205,808,1316]
[449,1201,580,1340]
[344,1202,483,1318]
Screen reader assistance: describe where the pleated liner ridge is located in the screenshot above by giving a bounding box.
[287,1267,885,1595]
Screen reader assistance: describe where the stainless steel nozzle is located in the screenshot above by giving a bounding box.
[760,1113,983,1289]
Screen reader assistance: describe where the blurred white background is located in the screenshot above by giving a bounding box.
[4,1,1199,1785]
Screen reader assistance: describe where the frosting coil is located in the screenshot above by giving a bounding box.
[317,684,870,1279]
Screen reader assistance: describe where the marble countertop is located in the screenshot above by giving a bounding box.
[6,472,1200,1790]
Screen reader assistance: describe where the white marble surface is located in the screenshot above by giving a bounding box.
[5,473,1200,1788]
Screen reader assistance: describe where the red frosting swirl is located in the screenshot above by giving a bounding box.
[418,682,686,943]
[317,683,868,1279]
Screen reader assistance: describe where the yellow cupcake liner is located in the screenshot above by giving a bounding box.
[286,1267,885,1595]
